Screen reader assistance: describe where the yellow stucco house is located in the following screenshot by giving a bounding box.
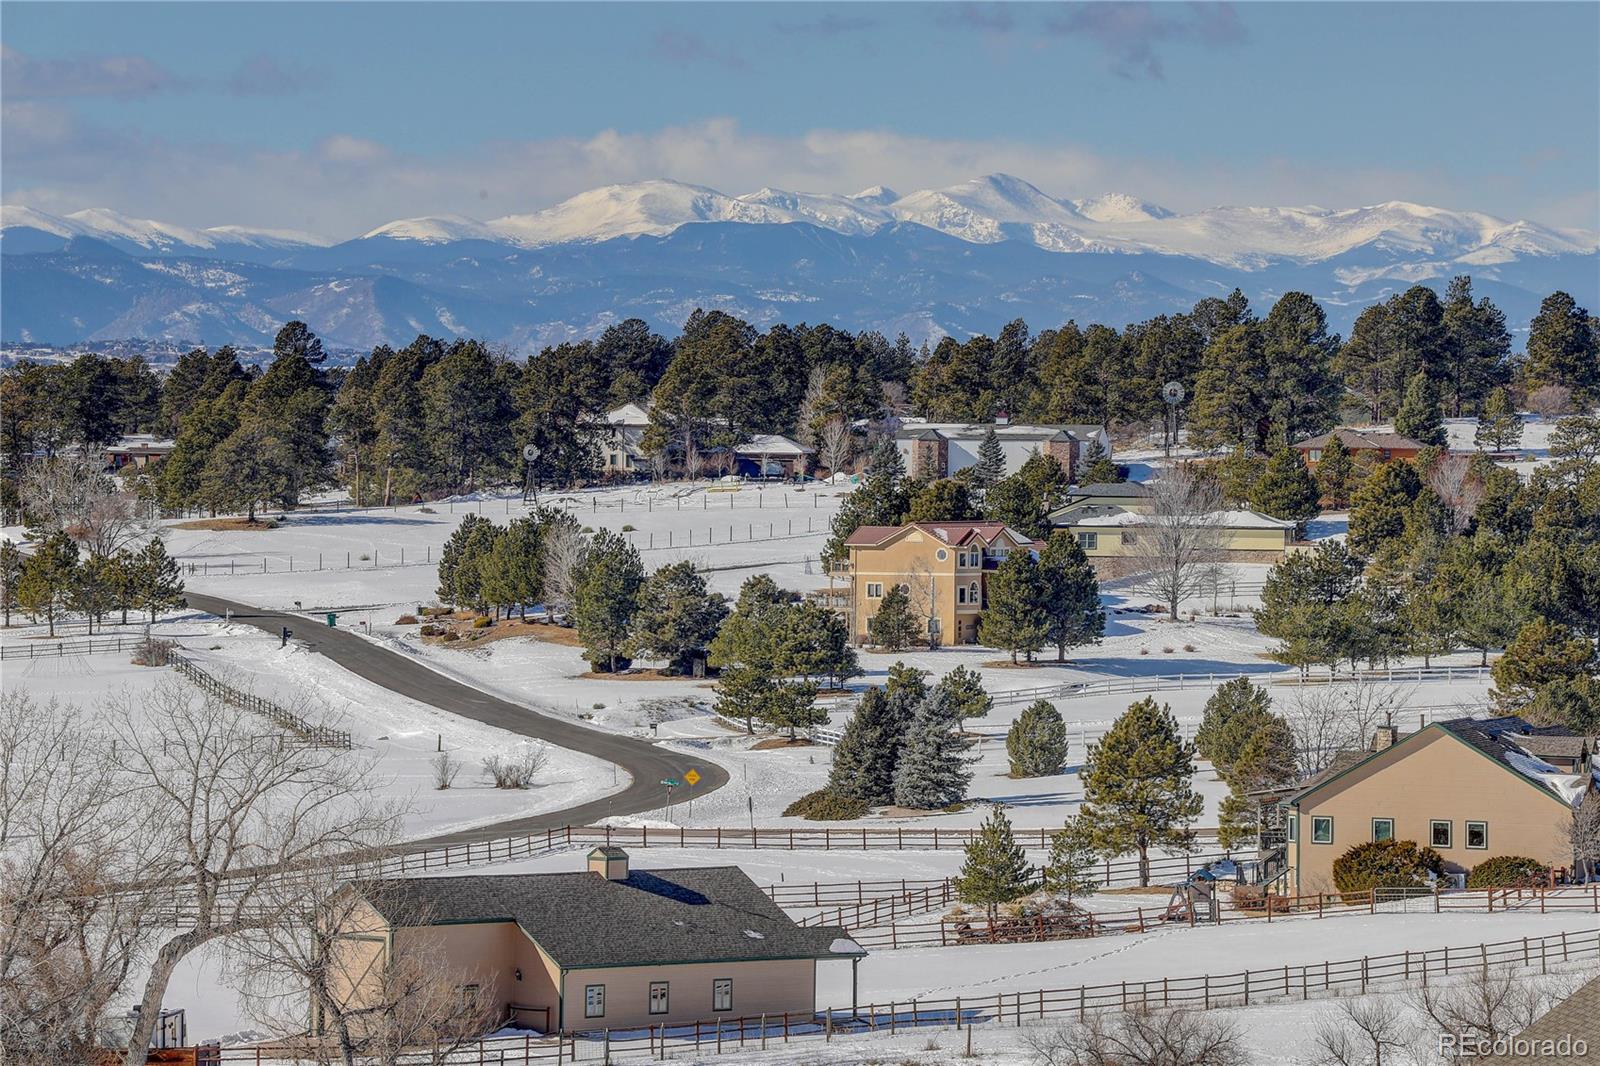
[836,521,1042,647]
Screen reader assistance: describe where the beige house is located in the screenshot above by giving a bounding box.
[836,521,1041,647]
[598,403,653,475]
[892,420,1109,482]
[1055,482,1152,517]
[326,849,862,1034]
[1049,506,1300,560]
[1270,717,1594,893]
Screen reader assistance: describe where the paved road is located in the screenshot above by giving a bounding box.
[185,593,729,846]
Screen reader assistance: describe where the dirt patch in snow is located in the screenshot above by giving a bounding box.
[172,517,280,531]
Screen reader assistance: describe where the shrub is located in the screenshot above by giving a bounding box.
[395,614,419,625]
[472,615,492,629]
[482,747,547,789]
[1466,855,1549,889]
[431,751,462,790]
[1332,839,1445,896]
[621,524,636,532]
[782,788,868,820]
[441,631,460,642]
[419,623,442,637]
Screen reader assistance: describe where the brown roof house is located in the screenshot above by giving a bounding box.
[1293,428,1427,466]
[833,521,1042,647]
[1265,717,1596,893]
[326,849,863,1034]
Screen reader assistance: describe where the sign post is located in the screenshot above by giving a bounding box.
[660,778,679,821]
[684,768,701,820]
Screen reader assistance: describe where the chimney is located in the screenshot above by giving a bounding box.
[587,846,629,881]
[1371,718,1398,752]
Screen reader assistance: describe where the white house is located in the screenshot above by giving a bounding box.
[599,402,652,474]
[892,419,1109,481]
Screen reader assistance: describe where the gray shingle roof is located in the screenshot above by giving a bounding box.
[356,868,862,970]
[1480,975,1600,1064]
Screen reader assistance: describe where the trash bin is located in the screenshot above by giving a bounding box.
[326,613,337,627]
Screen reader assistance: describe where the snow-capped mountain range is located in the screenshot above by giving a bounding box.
[3,174,1595,352]
[8,173,1595,268]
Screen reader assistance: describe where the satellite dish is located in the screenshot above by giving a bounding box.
[1162,381,1186,406]
[522,443,542,462]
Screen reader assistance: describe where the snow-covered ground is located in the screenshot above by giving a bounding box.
[0,614,625,840]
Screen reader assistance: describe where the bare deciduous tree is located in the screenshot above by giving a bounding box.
[1527,384,1574,419]
[904,556,943,650]
[1020,1007,1247,1066]
[430,751,461,790]
[1283,681,1416,773]
[1571,792,1600,881]
[109,680,400,1065]
[1125,465,1226,622]
[794,367,829,448]
[1311,998,1410,1066]
[818,416,855,478]
[480,745,547,789]
[539,518,589,625]
[19,455,154,555]
[1422,455,1484,534]
[1412,967,1578,1054]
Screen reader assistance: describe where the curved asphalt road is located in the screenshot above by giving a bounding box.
[185,593,730,847]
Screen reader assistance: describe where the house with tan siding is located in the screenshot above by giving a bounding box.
[1049,506,1300,560]
[1269,718,1595,894]
[325,848,863,1034]
[834,521,1041,647]
[892,419,1109,481]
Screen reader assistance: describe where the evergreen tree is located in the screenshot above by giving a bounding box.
[777,601,862,688]
[823,435,909,562]
[827,686,900,805]
[937,664,991,729]
[1079,697,1204,886]
[1188,323,1270,451]
[978,550,1048,663]
[72,553,119,634]
[1213,446,1267,506]
[905,479,979,523]
[1314,435,1354,508]
[708,573,797,674]
[1394,370,1446,446]
[973,427,1006,489]
[16,532,79,637]
[1041,815,1099,900]
[478,516,542,619]
[1038,533,1104,662]
[713,665,771,735]
[757,677,825,740]
[891,686,973,809]
[1005,699,1068,777]
[1523,292,1599,404]
[1474,387,1522,452]
[1347,461,1422,557]
[1261,291,1342,445]
[436,514,497,607]
[1017,452,1072,513]
[867,584,920,651]
[572,528,644,673]
[1194,678,1274,773]
[1255,540,1363,674]
[1077,440,1120,485]
[882,662,929,748]
[1250,447,1321,537]
[421,339,516,492]
[953,806,1035,919]
[982,474,1050,539]
[1436,542,1521,665]
[110,546,137,625]
[628,561,727,674]
[0,539,21,627]
[1490,617,1598,712]
[1441,276,1511,417]
[130,538,184,624]
[200,418,294,521]
[1216,716,1299,850]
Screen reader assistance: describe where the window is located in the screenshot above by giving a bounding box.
[459,984,481,1007]
[936,548,949,561]
[969,581,979,604]
[1466,821,1488,849]
[1308,449,1322,462]
[1286,814,1297,842]
[928,618,941,635]
[1371,818,1394,842]
[1311,816,1333,844]
[1076,532,1098,550]
[957,586,968,605]
[584,985,605,1019]
[712,979,733,1012]
[648,982,669,1015]
[1430,820,1452,848]
[866,583,883,598]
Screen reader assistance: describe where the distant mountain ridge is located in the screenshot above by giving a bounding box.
[2,175,1595,353]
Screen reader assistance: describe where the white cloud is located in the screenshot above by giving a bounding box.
[2,115,1592,236]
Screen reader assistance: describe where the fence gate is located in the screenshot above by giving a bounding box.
[1373,887,1436,913]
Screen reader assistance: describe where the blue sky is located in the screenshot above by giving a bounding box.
[3,2,1596,236]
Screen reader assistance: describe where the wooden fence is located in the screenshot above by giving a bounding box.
[168,652,352,750]
[205,927,1600,1063]
[984,665,1491,708]
[0,634,149,660]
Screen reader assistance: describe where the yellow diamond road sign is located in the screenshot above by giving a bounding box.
[684,768,701,786]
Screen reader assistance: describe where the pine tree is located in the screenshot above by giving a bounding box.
[953,806,1035,919]
[16,532,79,637]
[937,664,991,729]
[1250,447,1320,537]
[891,686,973,809]
[1213,446,1266,506]
[436,513,496,607]
[882,662,929,748]
[978,551,1048,663]
[1394,370,1446,446]
[1216,716,1299,850]
[1077,441,1120,485]
[1038,533,1103,662]
[1441,276,1512,417]
[708,574,796,674]
[1524,292,1599,404]
[1041,816,1099,900]
[628,560,727,674]
[756,677,824,740]
[1347,461,1422,558]
[1313,434,1354,508]
[71,553,119,635]
[905,479,979,523]
[781,602,860,689]
[1193,678,1274,773]
[110,547,137,625]
[1006,699,1068,777]
[131,537,184,623]
[823,436,908,563]
[867,584,920,651]
[1079,697,1204,886]
[200,417,294,521]
[981,474,1050,539]
[478,516,542,619]
[0,540,21,627]
[974,427,1006,489]
[1474,387,1522,452]
[713,664,769,735]
[1255,540,1363,675]
[573,528,644,673]
[827,686,900,805]
[1490,617,1598,712]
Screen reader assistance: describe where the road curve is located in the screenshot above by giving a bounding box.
[185,593,730,846]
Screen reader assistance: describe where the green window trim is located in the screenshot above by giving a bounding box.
[1465,821,1488,849]
[1311,815,1333,844]
[1430,820,1452,848]
[1371,818,1394,842]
